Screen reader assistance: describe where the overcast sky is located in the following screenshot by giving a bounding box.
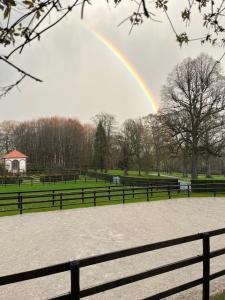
[0,0,224,124]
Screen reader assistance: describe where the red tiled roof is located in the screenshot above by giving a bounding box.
[3,150,28,159]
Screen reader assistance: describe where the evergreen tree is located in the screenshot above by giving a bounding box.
[93,121,107,172]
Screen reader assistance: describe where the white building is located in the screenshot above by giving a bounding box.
[3,150,28,174]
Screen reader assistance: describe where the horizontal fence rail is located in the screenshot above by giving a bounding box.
[1,227,225,299]
[0,182,225,215]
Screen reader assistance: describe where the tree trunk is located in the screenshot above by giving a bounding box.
[138,164,141,176]
[191,150,198,180]
[156,160,160,177]
[124,166,128,176]
[205,156,211,178]
[182,152,188,178]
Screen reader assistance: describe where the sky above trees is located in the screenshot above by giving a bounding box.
[1,1,225,124]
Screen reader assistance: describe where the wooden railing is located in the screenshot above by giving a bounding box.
[0,183,225,215]
[1,227,225,299]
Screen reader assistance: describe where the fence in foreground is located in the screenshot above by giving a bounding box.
[1,227,225,299]
[0,182,225,215]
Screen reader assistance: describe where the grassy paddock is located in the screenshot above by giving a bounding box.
[105,169,225,181]
[0,184,225,217]
[106,170,173,179]
[0,178,109,193]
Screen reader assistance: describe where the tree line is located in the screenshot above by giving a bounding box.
[0,54,225,179]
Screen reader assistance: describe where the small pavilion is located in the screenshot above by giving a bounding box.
[3,150,28,174]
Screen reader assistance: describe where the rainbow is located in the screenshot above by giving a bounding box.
[92,31,159,113]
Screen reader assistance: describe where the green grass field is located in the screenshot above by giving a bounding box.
[0,172,224,217]
[106,169,225,181]
[0,178,109,193]
[0,180,224,217]
[107,169,176,179]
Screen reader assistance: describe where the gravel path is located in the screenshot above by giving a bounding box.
[1,197,225,300]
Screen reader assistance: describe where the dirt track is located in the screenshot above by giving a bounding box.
[1,197,225,299]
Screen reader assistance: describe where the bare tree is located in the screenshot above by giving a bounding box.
[199,118,225,177]
[122,118,144,176]
[12,117,89,170]
[143,114,176,176]
[161,53,225,179]
[0,120,17,153]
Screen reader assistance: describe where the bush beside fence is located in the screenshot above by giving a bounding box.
[0,176,23,185]
[120,176,179,189]
[85,171,114,182]
[85,171,180,188]
[40,174,79,183]
[191,180,225,193]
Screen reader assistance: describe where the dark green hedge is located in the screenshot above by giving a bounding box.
[120,176,179,189]
[191,180,225,193]
[28,169,81,175]
[85,171,114,182]
[40,174,79,183]
[0,176,23,184]
[86,171,179,188]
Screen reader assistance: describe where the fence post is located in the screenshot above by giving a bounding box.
[202,233,210,300]
[213,184,216,197]
[147,187,149,201]
[19,195,23,215]
[17,192,20,209]
[81,188,84,204]
[133,185,134,198]
[108,186,111,201]
[94,191,96,207]
[70,261,80,300]
[178,182,180,194]
[60,193,62,210]
[123,188,125,204]
[52,190,55,206]
[188,185,190,197]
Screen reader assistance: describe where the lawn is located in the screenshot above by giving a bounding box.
[0,177,109,193]
[0,172,224,217]
[106,169,225,182]
[106,169,174,179]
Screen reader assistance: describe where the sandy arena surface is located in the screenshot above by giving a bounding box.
[1,197,225,300]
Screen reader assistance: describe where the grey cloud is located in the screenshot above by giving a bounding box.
[1,1,224,124]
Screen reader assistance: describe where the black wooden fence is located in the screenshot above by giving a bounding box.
[1,227,225,299]
[1,182,225,215]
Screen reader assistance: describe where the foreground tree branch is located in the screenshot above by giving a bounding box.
[1,0,225,97]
